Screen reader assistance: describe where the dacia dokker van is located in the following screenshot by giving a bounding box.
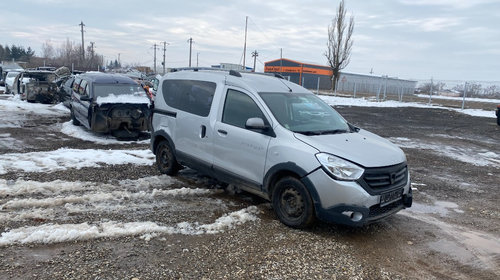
[151,68,412,228]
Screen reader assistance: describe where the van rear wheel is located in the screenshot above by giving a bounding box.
[272,177,315,228]
[156,140,180,175]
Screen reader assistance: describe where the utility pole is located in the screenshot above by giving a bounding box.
[251,50,258,72]
[79,21,85,62]
[197,52,199,67]
[89,42,95,68]
[153,43,158,73]
[280,48,283,73]
[162,41,169,75]
[242,16,248,69]
[187,37,193,67]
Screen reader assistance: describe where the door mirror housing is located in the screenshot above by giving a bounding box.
[246,117,267,130]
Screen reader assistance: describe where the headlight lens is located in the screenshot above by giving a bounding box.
[315,153,364,181]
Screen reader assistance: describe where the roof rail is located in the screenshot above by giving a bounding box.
[170,67,242,77]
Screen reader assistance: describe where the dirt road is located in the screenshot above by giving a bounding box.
[0,95,499,279]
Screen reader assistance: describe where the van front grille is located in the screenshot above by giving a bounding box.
[357,163,408,195]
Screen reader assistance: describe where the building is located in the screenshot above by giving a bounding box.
[264,58,417,96]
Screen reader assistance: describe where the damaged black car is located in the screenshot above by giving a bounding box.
[70,72,152,139]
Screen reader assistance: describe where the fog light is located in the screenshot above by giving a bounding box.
[342,211,363,222]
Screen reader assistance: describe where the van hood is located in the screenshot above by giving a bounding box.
[294,129,406,168]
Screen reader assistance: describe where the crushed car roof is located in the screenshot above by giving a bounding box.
[80,72,137,85]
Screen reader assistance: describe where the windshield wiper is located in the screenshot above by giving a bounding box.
[316,129,348,135]
[293,129,348,136]
[293,130,321,135]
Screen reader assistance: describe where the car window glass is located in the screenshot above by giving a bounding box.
[79,80,88,95]
[73,78,81,92]
[162,79,216,117]
[222,89,266,129]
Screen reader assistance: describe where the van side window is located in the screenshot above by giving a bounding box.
[162,79,216,117]
[79,80,88,96]
[222,89,266,129]
[73,78,81,93]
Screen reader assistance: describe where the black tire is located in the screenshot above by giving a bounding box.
[71,107,81,126]
[155,140,180,175]
[272,177,315,228]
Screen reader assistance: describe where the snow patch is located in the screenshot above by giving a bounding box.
[1,188,216,210]
[0,206,260,246]
[95,94,150,105]
[0,95,69,115]
[319,95,496,118]
[0,148,154,175]
[60,121,149,144]
[389,138,500,167]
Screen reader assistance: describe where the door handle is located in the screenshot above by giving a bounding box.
[200,125,206,138]
[217,129,227,135]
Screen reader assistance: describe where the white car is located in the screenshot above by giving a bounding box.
[4,71,21,94]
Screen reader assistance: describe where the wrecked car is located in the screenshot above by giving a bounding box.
[70,72,152,139]
[18,70,59,103]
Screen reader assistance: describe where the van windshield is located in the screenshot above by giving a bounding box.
[94,84,145,98]
[259,92,351,135]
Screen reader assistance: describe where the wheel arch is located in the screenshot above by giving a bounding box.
[151,130,175,155]
[264,162,322,207]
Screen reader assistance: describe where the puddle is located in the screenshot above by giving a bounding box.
[408,200,463,216]
[399,212,500,274]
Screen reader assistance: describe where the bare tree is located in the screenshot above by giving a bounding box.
[325,0,354,91]
[41,40,55,59]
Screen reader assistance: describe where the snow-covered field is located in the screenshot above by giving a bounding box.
[319,95,497,118]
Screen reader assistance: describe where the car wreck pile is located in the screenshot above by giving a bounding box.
[3,67,153,140]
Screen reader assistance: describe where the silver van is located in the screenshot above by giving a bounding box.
[151,68,412,228]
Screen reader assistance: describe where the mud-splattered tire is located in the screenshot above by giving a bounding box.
[272,177,315,228]
[71,108,80,126]
[155,140,180,175]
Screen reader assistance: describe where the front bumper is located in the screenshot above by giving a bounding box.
[303,168,412,226]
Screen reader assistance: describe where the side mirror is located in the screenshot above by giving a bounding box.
[245,117,267,130]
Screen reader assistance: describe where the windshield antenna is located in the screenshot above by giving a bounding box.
[278,78,293,93]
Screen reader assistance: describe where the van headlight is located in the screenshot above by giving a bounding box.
[315,153,364,181]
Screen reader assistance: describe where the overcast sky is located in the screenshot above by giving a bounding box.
[1,0,499,81]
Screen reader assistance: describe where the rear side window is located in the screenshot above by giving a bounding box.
[162,79,216,117]
[222,89,266,129]
[73,78,81,92]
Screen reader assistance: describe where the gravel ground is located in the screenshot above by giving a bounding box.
[0,94,499,279]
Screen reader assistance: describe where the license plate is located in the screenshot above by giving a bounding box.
[380,188,403,207]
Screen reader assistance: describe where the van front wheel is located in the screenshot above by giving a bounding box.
[272,177,315,228]
[156,140,179,175]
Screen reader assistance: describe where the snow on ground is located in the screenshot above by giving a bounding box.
[0,148,154,175]
[319,95,497,118]
[0,95,69,115]
[60,121,149,144]
[0,133,30,150]
[389,137,500,167]
[416,94,500,104]
[0,206,259,246]
[96,94,150,105]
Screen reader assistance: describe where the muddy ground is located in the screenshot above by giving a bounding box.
[0,94,499,279]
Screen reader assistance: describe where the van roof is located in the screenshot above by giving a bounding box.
[165,69,308,94]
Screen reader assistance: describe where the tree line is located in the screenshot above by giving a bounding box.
[1,39,104,71]
[0,44,35,63]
